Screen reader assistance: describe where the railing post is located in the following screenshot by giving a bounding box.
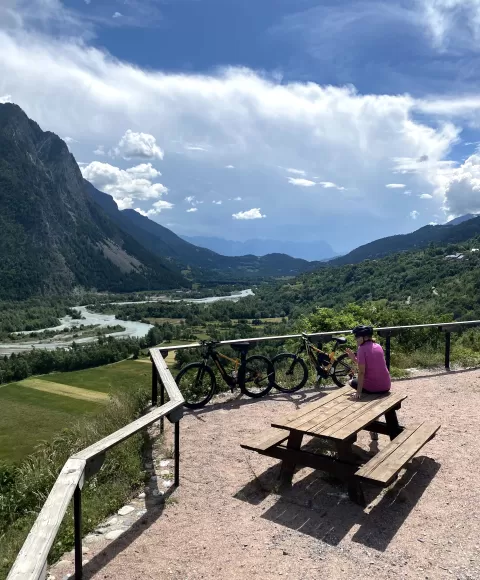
[385,334,391,371]
[445,331,451,371]
[151,359,158,406]
[174,420,180,487]
[160,377,165,435]
[74,485,82,580]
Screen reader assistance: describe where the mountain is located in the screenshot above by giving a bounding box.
[330,216,480,266]
[446,214,478,227]
[180,235,336,261]
[0,103,186,299]
[86,183,321,281]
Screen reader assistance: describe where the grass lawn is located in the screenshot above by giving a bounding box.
[44,359,151,393]
[0,383,99,463]
[0,360,152,464]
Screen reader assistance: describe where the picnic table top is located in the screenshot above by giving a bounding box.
[271,386,407,442]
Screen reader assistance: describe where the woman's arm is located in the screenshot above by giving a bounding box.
[345,348,357,363]
[356,364,366,399]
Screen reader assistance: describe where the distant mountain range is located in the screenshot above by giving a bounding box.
[331,214,480,266]
[0,103,320,299]
[180,235,336,262]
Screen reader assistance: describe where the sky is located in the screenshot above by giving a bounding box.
[3,2,480,253]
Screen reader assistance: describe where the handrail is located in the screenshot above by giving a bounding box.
[154,319,480,352]
[7,350,184,580]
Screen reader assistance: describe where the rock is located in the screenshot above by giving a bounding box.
[84,534,100,544]
[57,560,71,567]
[82,560,89,565]
[160,460,170,467]
[105,529,126,541]
[145,462,153,469]
[160,470,170,477]
[106,517,118,526]
[163,480,172,488]
[117,505,135,516]
[152,489,164,497]
[137,509,147,517]
[138,492,146,499]
[96,527,109,534]
[82,546,90,554]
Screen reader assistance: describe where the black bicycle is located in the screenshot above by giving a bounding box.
[272,333,356,393]
[176,340,276,409]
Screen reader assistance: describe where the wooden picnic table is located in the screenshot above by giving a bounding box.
[241,386,440,505]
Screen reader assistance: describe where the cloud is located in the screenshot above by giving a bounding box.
[148,200,173,214]
[0,94,12,103]
[185,145,207,151]
[286,168,306,176]
[185,195,201,206]
[318,181,345,190]
[410,210,419,219]
[94,145,105,156]
[113,129,164,161]
[113,12,122,19]
[186,207,198,213]
[420,193,433,199]
[233,196,242,201]
[134,208,148,217]
[0,27,463,242]
[232,208,266,220]
[212,200,222,205]
[225,165,235,169]
[287,177,316,187]
[420,0,480,51]
[63,136,77,144]
[386,183,406,188]
[81,161,168,209]
[442,154,480,215]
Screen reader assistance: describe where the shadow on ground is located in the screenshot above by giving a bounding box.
[235,455,440,552]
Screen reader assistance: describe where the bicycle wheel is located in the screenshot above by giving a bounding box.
[175,363,216,409]
[272,353,308,393]
[331,353,356,388]
[242,355,275,398]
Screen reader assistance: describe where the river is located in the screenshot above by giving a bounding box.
[0,289,254,356]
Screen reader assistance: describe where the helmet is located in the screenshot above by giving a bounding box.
[352,325,374,338]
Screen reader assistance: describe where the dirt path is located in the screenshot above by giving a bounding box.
[73,370,480,580]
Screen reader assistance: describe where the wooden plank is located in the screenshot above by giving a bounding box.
[74,400,180,461]
[277,393,352,431]
[320,393,407,440]
[274,386,351,427]
[356,422,440,485]
[7,458,86,580]
[150,349,184,404]
[286,396,358,434]
[241,427,289,452]
[310,396,389,437]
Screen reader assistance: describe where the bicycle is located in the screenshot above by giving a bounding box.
[272,333,356,393]
[175,340,276,409]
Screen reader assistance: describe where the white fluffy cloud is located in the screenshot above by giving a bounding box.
[287,177,316,187]
[410,210,419,219]
[232,208,266,220]
[0,94,12,103]
[442,154,480,215]
[386,183,406,188]
[187,207,198,213]
[212,200,222,205]
[0,26,472,242]
[94,145,105,156]
[113,129,164,161]
[81,161,168,209]
[225,165,235,169]
[420,193,433,199]
[286,168,306,175]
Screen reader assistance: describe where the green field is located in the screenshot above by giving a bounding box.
[0,360,152,464]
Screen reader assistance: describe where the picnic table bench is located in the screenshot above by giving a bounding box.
[241,386,440,505]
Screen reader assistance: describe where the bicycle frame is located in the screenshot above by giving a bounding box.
[201,345,240,388]
[299,335,340,376]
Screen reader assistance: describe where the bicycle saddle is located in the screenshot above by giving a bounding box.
[230,342,251,351]
[332,336,347,344]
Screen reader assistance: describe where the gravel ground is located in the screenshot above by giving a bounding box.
[68,370,480,580]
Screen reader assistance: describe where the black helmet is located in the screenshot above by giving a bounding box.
[352,325,374,338]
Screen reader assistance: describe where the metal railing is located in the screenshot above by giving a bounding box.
[155,319,480,371]
[7,349,184,580]
[8,318,480,579]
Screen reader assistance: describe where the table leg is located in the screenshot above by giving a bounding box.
[279,431,303,486]
[335,438,366,507]
[385,409,402,440]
